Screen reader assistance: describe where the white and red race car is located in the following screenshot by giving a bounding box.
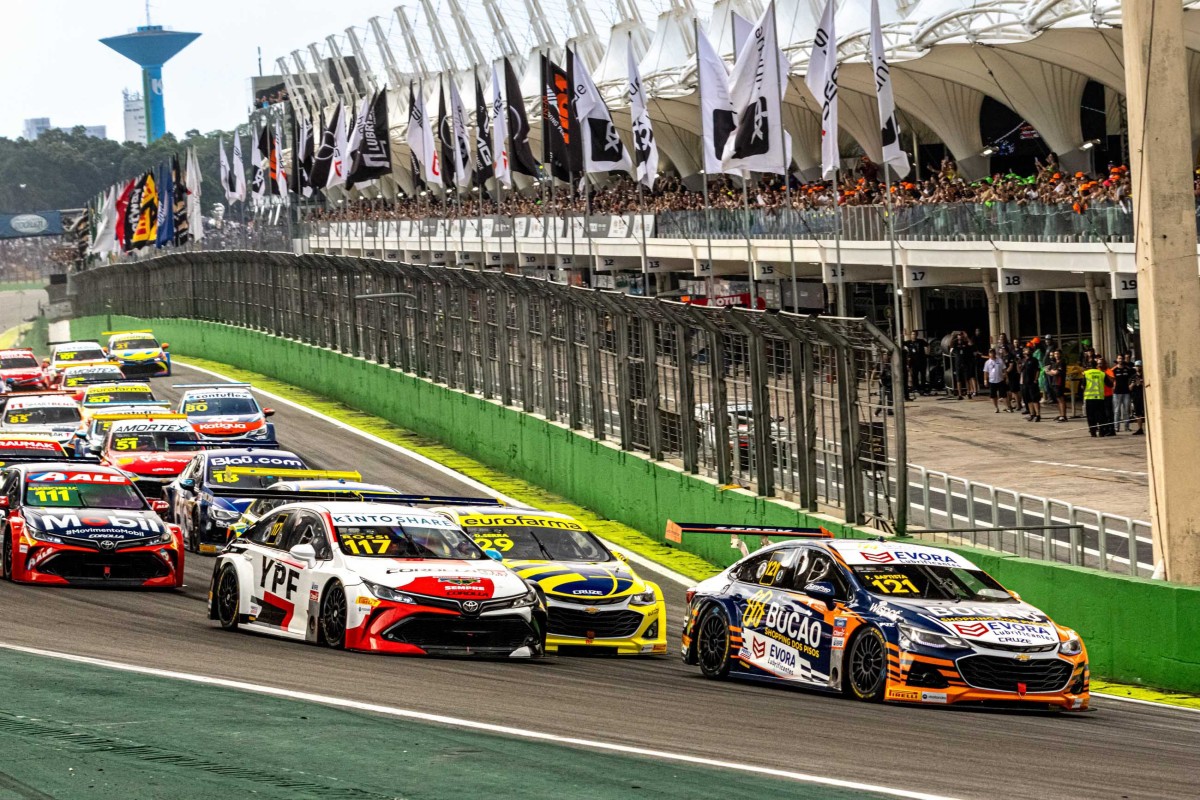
[207,497,547,657]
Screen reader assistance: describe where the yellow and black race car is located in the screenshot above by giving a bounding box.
[435,506,667,655]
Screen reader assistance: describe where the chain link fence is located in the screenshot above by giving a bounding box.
[72,252,903,529]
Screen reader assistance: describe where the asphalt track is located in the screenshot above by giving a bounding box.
[1,361,1197,799]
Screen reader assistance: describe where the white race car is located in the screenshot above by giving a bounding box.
[207,499,547,657]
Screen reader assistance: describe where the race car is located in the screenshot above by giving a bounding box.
[176,384,276,444]
[103,330,171,377]
[44,341,113,387]
[76,408,178,457]
[0,461,184,587]
[59,364,127,399]
[79,381,168,416]
[207,498,547,657]
[1,393,84,454]
[0,348,48,392]
[679,526,1089,711]
[225,472,402,538]
[98,416,203,498]
[165,449,307,553]
[0,434,68,464]
[438,506,667,655]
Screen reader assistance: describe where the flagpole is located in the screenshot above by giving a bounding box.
[477,185,486,272]
[693,18,716,302]
[742,177,757,308]
[636,176,651,296]
[834,167,846,315]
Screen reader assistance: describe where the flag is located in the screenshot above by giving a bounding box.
[437,79,456,189]
[869,0,908,178]
[473,75,495,187]
[87,187,117,257]
[272,117,288,198]
[115,178,136,252]
[290,114,315,198]
[572,48,631,176]
[155,161,174,248]
[731,11,752,53]
[130,172,159,250]
[219,135,232,203]
[308,109,333,188]
[345,92,372,187]
[505,57,539,178]
[697,29,738,176]
[186,148,203,242]
[806,0,840,179]
[448,77,472,189]
[407,82,440,188]
[231,130,246,202]
[542,54,576,182]
[325,102,350,189]
[491,63,511,188]
[348,89,393,186]
[723,1,786,174]
[628,44,658,189]
[251,123,268,200]
[172,153,190,244]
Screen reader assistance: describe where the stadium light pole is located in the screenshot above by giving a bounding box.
[1122,0,1200,584]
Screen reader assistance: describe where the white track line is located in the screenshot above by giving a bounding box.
[171,358,696,589]
[1030,460,1148,478]
[1090,691,1200,713]
[0,641,960,800]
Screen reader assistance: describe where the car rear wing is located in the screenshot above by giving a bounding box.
[101,329,155,336]
[220,467,363,482]
[168,440,280,450]
[204,486,505,507]
[47,340,100,347]
[173,383,252,389]
[0,455,101,466]
[665,521,833,558]
[94,412,188,422]
[74,378,156,387]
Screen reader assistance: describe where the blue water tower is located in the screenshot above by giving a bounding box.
[100,25,200,143]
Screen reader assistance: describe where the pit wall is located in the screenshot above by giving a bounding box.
[70,314,1200,693]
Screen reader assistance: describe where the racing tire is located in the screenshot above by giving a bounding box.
[845,626,888,702]
[695,604,733,680]
[1,532,12,581]
[319,582,347,649]
[214,565,241,630]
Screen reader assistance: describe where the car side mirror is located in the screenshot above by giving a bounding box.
[161,343,169,350]
[263,408,275,417]
[804,581,838,603]
[41,359,49,368]
[483,548,504,561]
[149,499,169,513]
[290,543,317,565]
[178,478,195,490]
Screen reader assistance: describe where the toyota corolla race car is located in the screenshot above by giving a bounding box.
[208,498,547,657]
[99,417,203,498]
[60,365,127,398]
[0,461,183,587]
[679,526,1088,711]
[226,473,402,538]
[176,384,276,444]
[44,341,113,387]
[165,449,306,553]
[438,507,667,655]
[0,348,48,392]
[1,394,84,453]
[103,330,171,377]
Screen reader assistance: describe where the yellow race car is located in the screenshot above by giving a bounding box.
[437,506,668,656]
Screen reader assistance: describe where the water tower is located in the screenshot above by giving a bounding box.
[100,24,200,143]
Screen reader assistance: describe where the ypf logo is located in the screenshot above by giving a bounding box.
[861,551,895,563]
[954,622,989,637]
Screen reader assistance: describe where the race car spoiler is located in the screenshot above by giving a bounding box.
[221,467,363,482]
[167,440,280,450]
[94,412,188,422]
[665,521,833,558]
[0,455,102,465]
[101,329,155,336]
[47,339,100,346]
[203,487,506,507]
[173,383,252,389]
[73,379,156,387]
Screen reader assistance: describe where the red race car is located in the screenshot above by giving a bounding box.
[0,348,47,392]
[98,416,203,499]
[0,461,184,588]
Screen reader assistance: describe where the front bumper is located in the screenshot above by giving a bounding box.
[884,642,1090,710]
[544,598,667,655]
[116,357,170,377]
[11,537,183,588]
[344,598,546,657]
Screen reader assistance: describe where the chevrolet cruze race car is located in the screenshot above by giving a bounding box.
[99,417,203,499]
[438,507,667,655]
[60,365,127,398]
[44,341,113,387]
[80,381,166,413]
[176,384,276,444]
[0,461,183,587]
[1,394,83,453]
[680,528,1088,711]
[103,330,171,377]
[0,348,48,392]
[208,499,547,657]
[226,474,403,538]
[165,449,306,553]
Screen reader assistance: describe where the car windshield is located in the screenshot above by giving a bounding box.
[205,458,305,487]
[85,388,157,406]
[1,355,38,370]
[335,525,484,559]
[0,441,63,458]
[184,396,258,416]
[851,564,1015,603]
[4,406,81,426]
[465,525,609,561]
[24,477,145,509]
[113,337,158,350]
[64,369,124,387]
[110,432,202,453]
[56,347,106,363]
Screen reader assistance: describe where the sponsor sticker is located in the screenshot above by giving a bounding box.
[920,692,948,704]
[29,471,128,485]
[459,513,584,531]
[332,513,454,528]
[887,689,920,702]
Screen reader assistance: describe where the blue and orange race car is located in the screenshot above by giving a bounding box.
[679,524,1089,711]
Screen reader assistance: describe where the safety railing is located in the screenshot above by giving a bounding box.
[71,251,903,531]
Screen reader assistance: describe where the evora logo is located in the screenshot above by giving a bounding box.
[861,551,895,563]
[954,622,989,637]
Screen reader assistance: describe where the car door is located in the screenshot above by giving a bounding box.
[243,510,303,631]
[170,456,202,526]
[726,547,802,678]
[275,510,332,637]
[775,546,853,684]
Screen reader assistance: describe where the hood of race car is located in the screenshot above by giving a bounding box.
[883,599,1061,648]
[191,416,264,437]
[23,507,168,544]
[111,349,163,362]
[111,452,194,476]
[506,559,641,600]
[352,559,527,600]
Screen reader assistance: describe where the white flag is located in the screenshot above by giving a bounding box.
[722,1,786,174]
[326,102,350,189]
[219,136,232,204]
[273,118,289,202]
[491,63,511,189]
[186,147,204,242]
[573,49,632,176]
[870,0,910,179]
[346,92,372,188]
[88,187,117,257]
[806,0,839,179]
[697,29,738,177]
[628,44,658,189]
[448,77,472,189]
[731,11,752,54]
[231,130,247,202]
[406,82,441,188]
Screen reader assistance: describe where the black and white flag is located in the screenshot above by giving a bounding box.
[628,44,658,189]
[504,57,540,178]
[491,63,511,188]
[572,49,631,176]
[250,123,268,200]
[722,1,786,174]
[406,82,440,188]
[326,101,350,189]
[448,76,472,190]
[806,0,839,179]
[219,135,233,204]
[437,78,456,189]
[348,89,393,186]
[230,130,246,202]
[697,28,738,176]
[473,76,495,187]
[870,0,909,178]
